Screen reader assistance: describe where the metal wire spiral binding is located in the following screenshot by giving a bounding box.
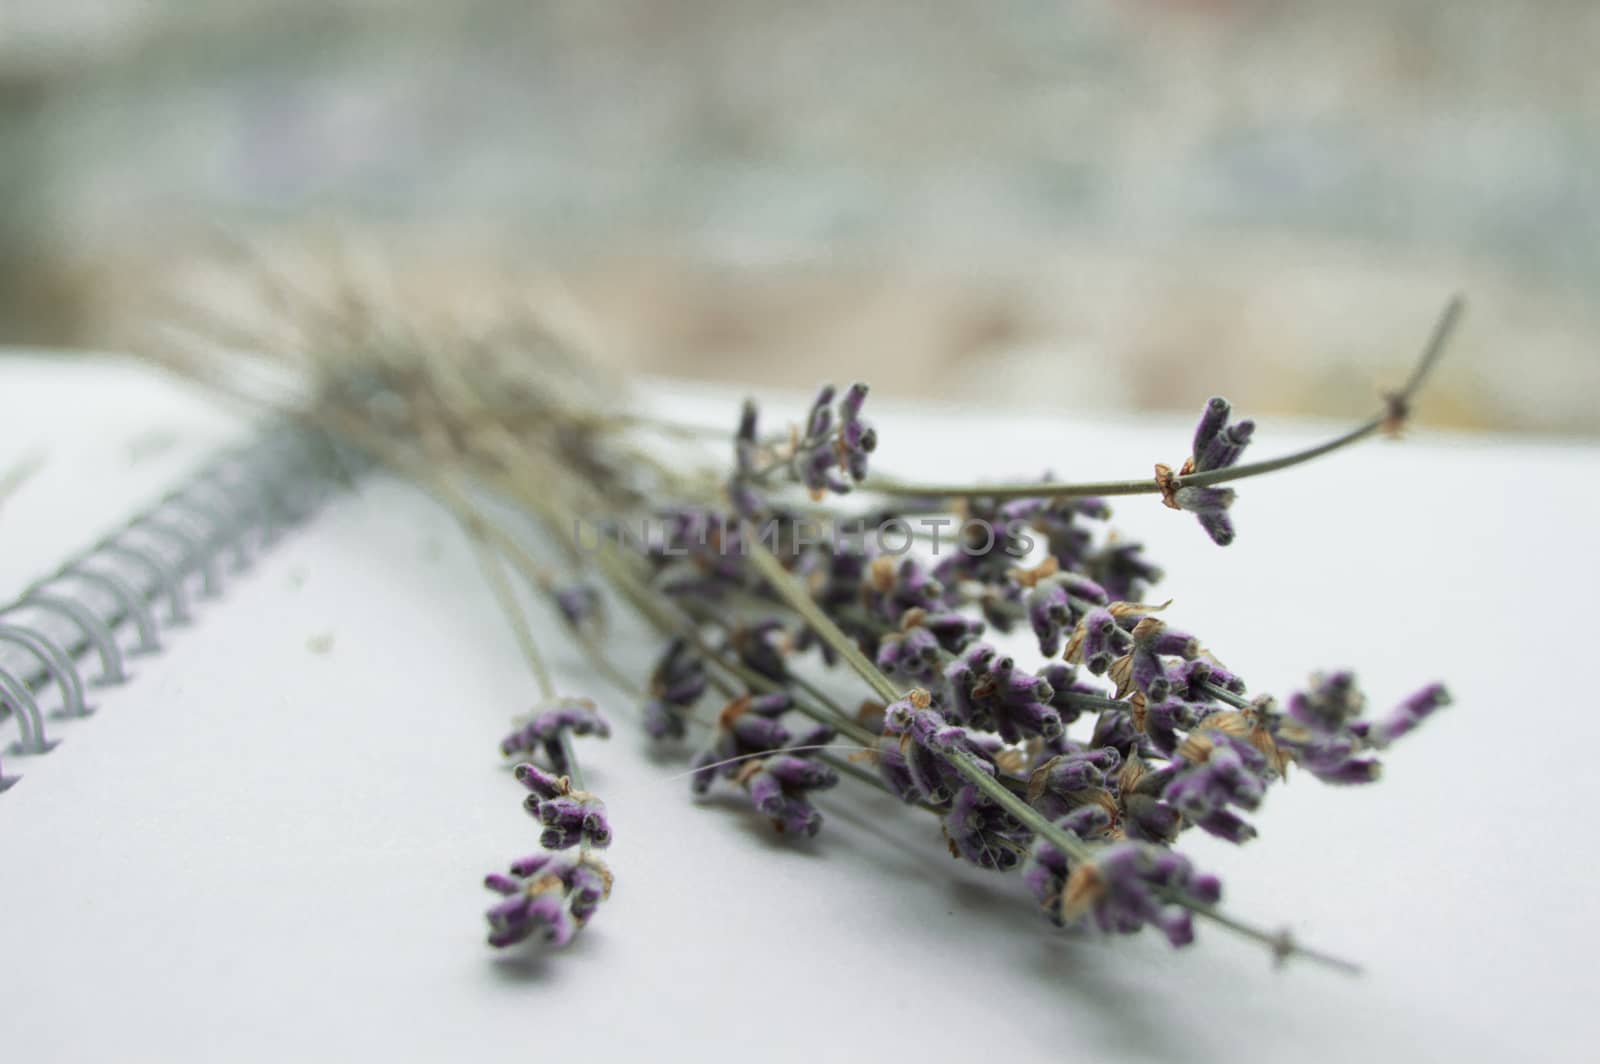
[0,427,351,789]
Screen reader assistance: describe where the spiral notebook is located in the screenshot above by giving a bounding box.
[0,359,339,789]
[0,352,1576,1063]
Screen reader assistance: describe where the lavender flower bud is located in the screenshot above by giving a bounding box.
[944,644,1063,742]
[1287,671,1364,734]
[553,583,602,634]
[1192,397,1231,462]
[918,611,984,653]
[1198,420,1255,474]
[1370,683,1451,746]
[643,640,707,739]
[1163,733,1268,841]
[484,853,612,950]
[1058,843,1221,947]
[1026,577,1076,657]
[1172,485,1238,546]
[1085,541,1164,603]
[733,619,790,682]
[1122,793,1182,843]
[1078,609,1119,675]
[945,784,1023,870]
[788,382,876,495]
[513,762,565,798]
[877,626,944,685]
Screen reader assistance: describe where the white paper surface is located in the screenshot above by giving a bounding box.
[2,353,1597,1062]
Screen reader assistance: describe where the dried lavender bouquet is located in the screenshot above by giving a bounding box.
[153,276,1461,973]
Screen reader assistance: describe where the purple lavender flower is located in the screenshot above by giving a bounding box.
[1037,663,1104,728]
[1026,747,1122,821]
[1089,707,1150,761]
[862,557,948,624]
[499,696,611,772]
[1035,496,1113,572]
[1192,398,1255,474]
[916,610,985,654]
[1168,657,1247,702]
[1269,673,1450,784]
[1267,674,1380,784]
[728,399,768,517]
[1287,670,1365,733]
[483,852,612,949]
[785,383,878,497]
[1021,807,1112,921]
[641,637,707,741]
[1162,732,1269,843]
[1065,607,1124,676]
[945,643,1064,742]
[742,752,840,837]
[689,693,837,833]
[945,783,1027,870]
[838,383,877,480]
[1173,484,1238,546]
[732,619,790,682]
[877,693,1001,805]
[552,583,602,635]
[1026,577,1076,657]
[1156,399,1255,545]
[515,763,613,849]
[1368,683,1451,747]
[1106,617,1200,703]
[1084,540,1164,603]
[1027,839,1220,946]
[876,625,945,685]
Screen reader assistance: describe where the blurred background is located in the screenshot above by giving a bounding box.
[2,0,1596,433]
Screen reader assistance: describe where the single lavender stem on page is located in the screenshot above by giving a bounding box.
[150,273,1459,973]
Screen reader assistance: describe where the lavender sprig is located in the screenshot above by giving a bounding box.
[151,277,1464,977]
[860,297,1463,509]
[465,530,616,951]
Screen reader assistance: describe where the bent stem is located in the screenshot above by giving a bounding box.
[865,296,1463,504]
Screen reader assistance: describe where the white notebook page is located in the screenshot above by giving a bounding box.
[2,353,1595,1062]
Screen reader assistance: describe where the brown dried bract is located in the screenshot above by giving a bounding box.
[855,700,887,727]
[1176,731,1216,764]
[1011,555,1059,589]
[528,872,566,897]
[1026,756,1061,804]
[1117,754,1146,794]
[1129,692,1147,733]
[717,694,753,729]
[580,854,615,898]
[1155,463,1182,510]
[1061,862,1106,923]
[1108,599,1171,621]
[994,746,1028,777]
[1062,619,1088,663]
[1129,616,1167,644]
[868,555,897,593]
[1107,653,1135,700]
[1069,788,1120,822]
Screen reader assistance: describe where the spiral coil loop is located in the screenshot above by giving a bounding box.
[0,427,343,786]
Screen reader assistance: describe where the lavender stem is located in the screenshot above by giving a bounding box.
[864,296,1462,503]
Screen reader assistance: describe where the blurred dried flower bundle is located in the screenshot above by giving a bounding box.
[145,256,1460,970]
